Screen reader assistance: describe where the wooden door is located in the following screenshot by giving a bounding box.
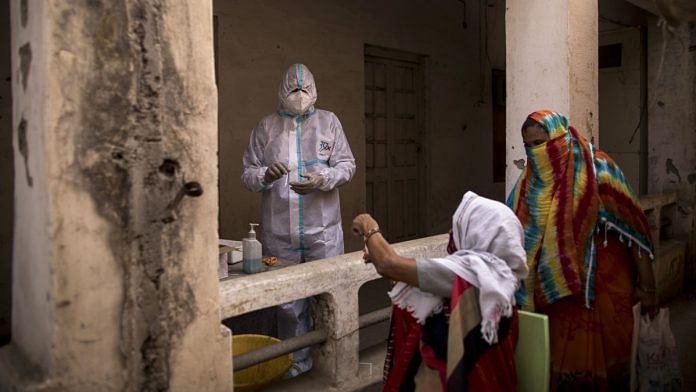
[365,47,425,242]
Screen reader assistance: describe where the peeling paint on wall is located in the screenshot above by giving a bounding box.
[688,173,696,184]
[17,117,32,187]
[666,158,682,183]
[18,43,30,91]
[75,1,200,389]
[585,110,595,141]
[513,158,526,170]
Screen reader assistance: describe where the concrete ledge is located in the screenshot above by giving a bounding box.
[219,234,449,319]
[220,233,448,390]
[639,192,677,211]
[654,239,686,302]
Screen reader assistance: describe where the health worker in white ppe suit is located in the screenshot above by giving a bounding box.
[242,64,356,376]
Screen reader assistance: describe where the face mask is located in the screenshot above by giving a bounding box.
[285,91,313,115]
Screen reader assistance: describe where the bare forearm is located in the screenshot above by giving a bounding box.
[365,233,419,287]
[352,213,419,286]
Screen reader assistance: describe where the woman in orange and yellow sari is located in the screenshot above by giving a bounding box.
[507,110,658,391]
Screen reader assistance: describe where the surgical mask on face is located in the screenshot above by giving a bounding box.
[285,90,313,115]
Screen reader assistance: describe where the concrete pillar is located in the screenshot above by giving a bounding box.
[0,1,231,390]
[505,0,599,193]
[313,287,361,388]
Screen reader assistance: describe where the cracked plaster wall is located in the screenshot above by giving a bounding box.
[2,0,230,390]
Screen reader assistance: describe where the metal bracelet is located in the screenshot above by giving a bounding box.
[363,227,381,244]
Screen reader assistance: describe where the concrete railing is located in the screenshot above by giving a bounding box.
[219,234,449,391]
[639,192,688,302]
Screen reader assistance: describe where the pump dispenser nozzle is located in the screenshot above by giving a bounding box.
[248,223,259,239]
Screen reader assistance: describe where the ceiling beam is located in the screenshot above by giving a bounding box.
[625,0,659,15]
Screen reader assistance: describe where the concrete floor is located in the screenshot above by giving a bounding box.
[359,290,696,392]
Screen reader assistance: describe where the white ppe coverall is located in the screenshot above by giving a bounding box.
[241,64,355,374]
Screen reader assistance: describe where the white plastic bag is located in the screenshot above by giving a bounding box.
[636,308,683,391]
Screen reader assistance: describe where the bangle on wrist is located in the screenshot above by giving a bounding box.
[364,227,381,244]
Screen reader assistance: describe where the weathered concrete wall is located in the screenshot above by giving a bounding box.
[647,19,696,278]
[0,0,230,390]
[8,0,53,376]
[0,0,14,345]
[599,27,643,192]
[505,0,598,193]
[215,0,506,248]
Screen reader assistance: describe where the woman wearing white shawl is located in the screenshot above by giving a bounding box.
[352,191,528,391]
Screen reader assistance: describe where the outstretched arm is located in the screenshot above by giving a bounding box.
[352,214,419,287]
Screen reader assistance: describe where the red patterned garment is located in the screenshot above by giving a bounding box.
[383,275,519,392]
[544,234,635,391]
[383,193,526,391]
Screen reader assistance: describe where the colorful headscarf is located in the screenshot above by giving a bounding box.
[507,110,654,310]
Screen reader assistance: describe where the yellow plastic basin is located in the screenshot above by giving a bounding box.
[232,334,292,392]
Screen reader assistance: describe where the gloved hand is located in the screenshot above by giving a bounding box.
[289,172,324,195]
[264,162,289,183]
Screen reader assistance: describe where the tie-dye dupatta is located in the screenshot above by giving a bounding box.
[507,110,653,310]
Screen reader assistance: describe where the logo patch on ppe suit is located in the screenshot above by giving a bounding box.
[318,140,333,158]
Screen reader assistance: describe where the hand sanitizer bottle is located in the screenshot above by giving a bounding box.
[242,223,262,274]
